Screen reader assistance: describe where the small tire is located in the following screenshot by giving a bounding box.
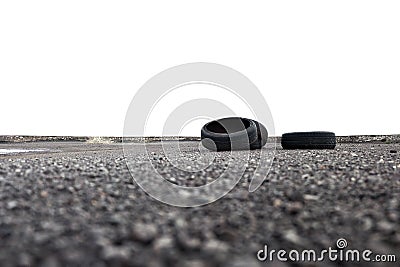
[281,131,336,149]
[201,117,258,151]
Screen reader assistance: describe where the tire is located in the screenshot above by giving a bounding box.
[281,131,336,149]
[201,117,258,151]
[250,120,268,150]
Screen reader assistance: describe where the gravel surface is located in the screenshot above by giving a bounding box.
[1,134,400,144]
[0,140,399,267]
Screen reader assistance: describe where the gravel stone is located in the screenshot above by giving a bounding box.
[131,223,158,243]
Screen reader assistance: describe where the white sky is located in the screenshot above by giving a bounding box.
[1,1,399,137]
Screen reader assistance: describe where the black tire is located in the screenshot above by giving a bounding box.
[201,117,258,151]
[281,131,336,149]
[250,120,268,150]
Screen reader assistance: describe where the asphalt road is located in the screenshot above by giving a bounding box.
[0,140,399,267]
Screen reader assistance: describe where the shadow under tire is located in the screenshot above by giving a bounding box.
[281,131,336,149]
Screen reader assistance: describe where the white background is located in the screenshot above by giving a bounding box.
[1,1,399,137]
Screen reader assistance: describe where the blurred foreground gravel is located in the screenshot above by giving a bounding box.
[0,140,399,267]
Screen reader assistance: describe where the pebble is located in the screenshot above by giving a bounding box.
[283,230,302,245]
[177,233,202,250]
[303,194,319,201]
[7,200,18,209]
[203,239,229,253]
[153,235,174,252]
[131,223,158,243]
[101,245,130,260]
[273,199,282,207]
[40,190,48,198]
[377,221,394,233]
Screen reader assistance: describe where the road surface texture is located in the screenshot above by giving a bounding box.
[0,137,399,267]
